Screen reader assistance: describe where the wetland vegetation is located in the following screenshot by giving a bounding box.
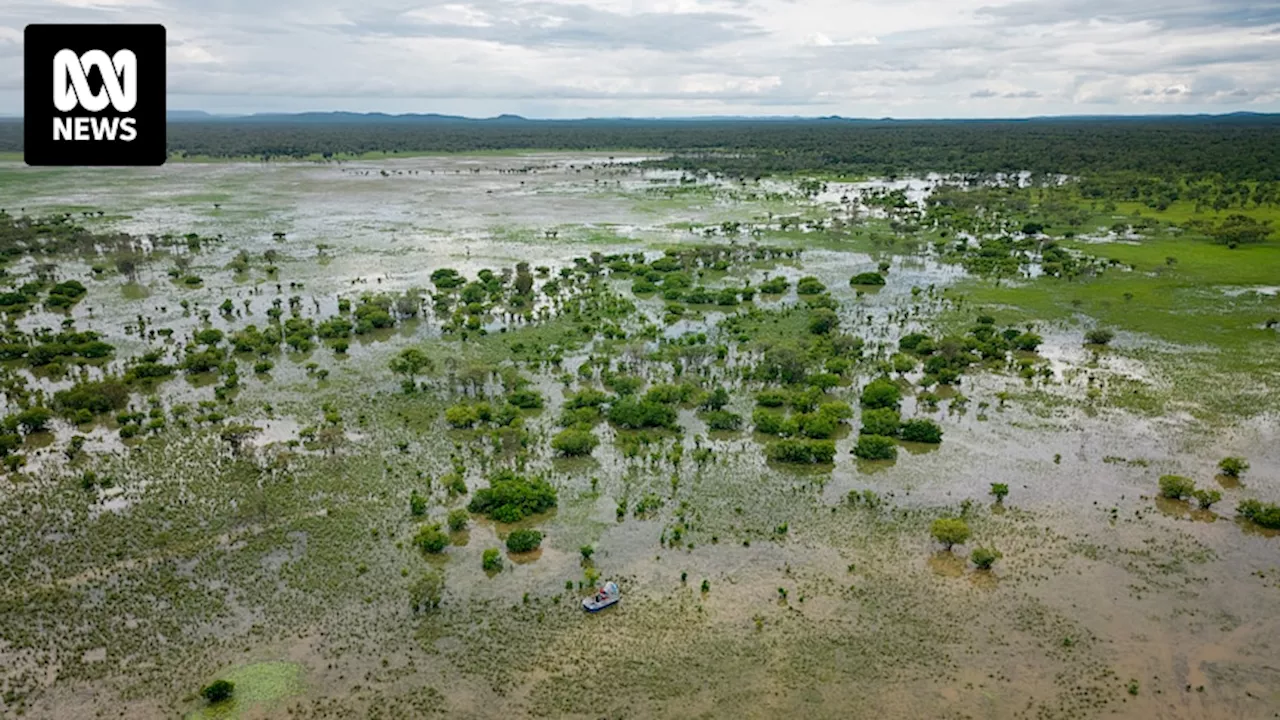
[0,118,1278,718]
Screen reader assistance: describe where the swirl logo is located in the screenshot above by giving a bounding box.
[53,49,137,113]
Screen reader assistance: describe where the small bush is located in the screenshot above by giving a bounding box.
[414,523,449,554]
[1237,499,1280,529]
[1218,457,1249,478]
[482,548,502,571]
[447,508,469,531]
[1084,328,1114,346]
[860,378,901,410]
[795,276,826,295]
[200,679,234,704]
[508,389,544,409]
[608,398,677,429]
[989,483,1009,502]
[853,434,897,460]
[900,418,943,444]
[1191,489,1221,509]
[971,547,1002,569]
[409,491,427,516]
[931,518,971,550]
[506,528,543,553]
[850,272,886,286]
[703,410,743,431]
[859,408,900,437]
[1158,474,1196,500]
[551,428,599,456]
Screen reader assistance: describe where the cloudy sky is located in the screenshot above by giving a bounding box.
[1,0,1278,117]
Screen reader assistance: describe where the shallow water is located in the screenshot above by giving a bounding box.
[0,155,1277,720]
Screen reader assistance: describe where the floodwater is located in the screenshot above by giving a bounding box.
[0,154,1277,719]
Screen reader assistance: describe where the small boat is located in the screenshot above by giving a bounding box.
[582,581,620,612]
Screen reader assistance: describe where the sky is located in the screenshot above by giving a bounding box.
[1,0,1278,118]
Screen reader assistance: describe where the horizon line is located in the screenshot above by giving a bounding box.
[0,110,1278,122]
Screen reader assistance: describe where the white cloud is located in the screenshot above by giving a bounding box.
[0,0,1277,116]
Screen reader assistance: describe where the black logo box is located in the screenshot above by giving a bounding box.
[24,24,166,167]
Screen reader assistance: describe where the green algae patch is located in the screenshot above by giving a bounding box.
[186,661,304,719]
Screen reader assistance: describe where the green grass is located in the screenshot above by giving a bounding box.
[959,237,1280,348]
[186,662,304,719]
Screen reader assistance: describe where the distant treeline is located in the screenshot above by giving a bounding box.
[1,115,1278,179]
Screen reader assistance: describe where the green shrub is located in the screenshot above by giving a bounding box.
[860,378,901,410]
[1191,489,1221,509]
[900,418,943,443]
[1237,499,1280,529]
[752,408,790,436]
[409,570,444,612]
[766,439,835,464]
[860,408,900,437]
[508,389,544,409]
[200,679,234,704]
[989,483,1009,502]
[795,276,826,295]
[506,529,544,553]
[608,398,677,429]
[447,508,470,531]
[12,407,53,434]
[756,390,788,407]
[467,469,557,522]
[853,434,897,460]
[1218,457,1249,478]
[54,379,130,415]
[1084,328,1114,346]
[1158,474,1196,500]
[971,547,1002,569]
[808,308,838,335]
[415,524,449,553]
[931,518,971,550]
[551,428,599,456]
[444,404,480,429]
[482,548,503,571]
[409,491,427,516]
[703,410,743,431]
[850,272,886,286]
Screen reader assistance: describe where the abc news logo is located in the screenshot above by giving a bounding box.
[25,24,166,166]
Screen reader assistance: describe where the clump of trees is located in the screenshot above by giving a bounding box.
[467,469,557,522]
[900,419,943,444]
[506,529,543,553]
[850,272,886,286]
[853,435,897,460]
[1237,500,1280,529]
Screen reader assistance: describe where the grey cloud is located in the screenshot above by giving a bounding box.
[1004,90,1041,98]
[340,1,765,52]
[970,89,998,98]
[977,0,1280,30]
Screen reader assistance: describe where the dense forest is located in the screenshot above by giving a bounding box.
[2,115,1279,179]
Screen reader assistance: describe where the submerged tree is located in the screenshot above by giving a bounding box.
[930,518,971,551]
